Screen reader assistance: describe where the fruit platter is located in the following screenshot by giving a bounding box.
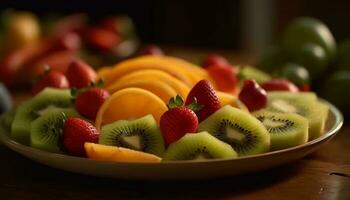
[0,50,343,180]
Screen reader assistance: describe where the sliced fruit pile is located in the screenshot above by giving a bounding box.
[2,52,329,163]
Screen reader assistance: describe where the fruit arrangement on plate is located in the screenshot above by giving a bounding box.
[1,49,330,163]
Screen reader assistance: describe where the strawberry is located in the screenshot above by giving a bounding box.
[160,95,199,145]
[85,27,120,52]
[185,80,221,122]
[74,87,110,120]
[31,70,70,95]
[66,59,97,89]
[54,32,81,52]
[261,79,299,92]
[299,84,310,92]
[207,64,239,93]
[63,118,100,157]
[239,80,267,112]
[202,54,229,68]
[141,44,164,56]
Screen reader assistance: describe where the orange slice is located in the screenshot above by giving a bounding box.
[97,56,194,86]
[85,143,161,163]
[107,79,177,103]
[95,88,167,130]
[106,69,190,98]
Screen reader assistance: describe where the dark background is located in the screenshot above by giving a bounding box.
[0,0,350,52]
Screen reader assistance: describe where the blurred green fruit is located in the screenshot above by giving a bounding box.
[279,63,310,86]
[256,46,288,73]
[282,17,336,62]
[239,65,271,84]
[336,39,350,70]
[293,43,328,79]
[321,70,350,114]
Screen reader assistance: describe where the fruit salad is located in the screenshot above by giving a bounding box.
[1,52,329,163]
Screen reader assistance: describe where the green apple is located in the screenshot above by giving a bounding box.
[321,70,350,114]
[282,17,336,62]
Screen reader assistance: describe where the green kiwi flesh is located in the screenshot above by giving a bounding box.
[1,109,16,131]
[253,110,309,150]
[30,108,80,153]
[199,105,270,156]
[99,115,165,157]
[266,92,328,140]
[239,66,272,84]
[11,88,72,144]
[267,91,317,102]
[164,131,237,161]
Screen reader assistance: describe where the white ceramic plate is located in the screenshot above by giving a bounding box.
[0,101,343,180]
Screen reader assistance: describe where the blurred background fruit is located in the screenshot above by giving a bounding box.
[0,1,350,117]
[321,71,350,115]
[5,11,40,51]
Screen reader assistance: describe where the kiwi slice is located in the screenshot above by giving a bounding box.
[253,110,309,150]
[313,102,329,140]
[11,88,72,144]
[267,91,317,102]
[164,131,237,161]
[1,109,16,131]
[239,66,272,84]
[266,93,328,140]
[99,115,165,157]
[198,105,270,156]
[30,108,80,153]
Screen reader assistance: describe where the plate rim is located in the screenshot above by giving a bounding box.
[0,99,343,166]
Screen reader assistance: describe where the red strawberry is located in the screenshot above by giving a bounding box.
[66,59,97,89]
[299,84,310,92]
[239,80,267,112]
[160,95,199,145]
[261,79,299,92]
[54,32,81,52]
[63,118,100,157]
[141,44,164,56]
[32,71,70,95]
[85,27,120,51]
[75,87,110,119]
[207,64,239,93]
[185,80,221,122]
[202,54,229,68]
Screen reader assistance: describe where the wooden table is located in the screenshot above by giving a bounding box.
[0,93,349,199]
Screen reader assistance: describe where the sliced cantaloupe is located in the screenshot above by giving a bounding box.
[84,143,161,163]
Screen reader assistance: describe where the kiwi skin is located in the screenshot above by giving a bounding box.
[253,110,309,150]
[164,131,237,161]
[198,105,270,156]
[30,108,80,153]
[99,115,165,157]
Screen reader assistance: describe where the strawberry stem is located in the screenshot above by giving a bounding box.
[167,95,184,109]
[186,97,204,112]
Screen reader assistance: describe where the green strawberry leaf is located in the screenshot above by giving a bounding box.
[186,97,204,112]
[167,95,184,109]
